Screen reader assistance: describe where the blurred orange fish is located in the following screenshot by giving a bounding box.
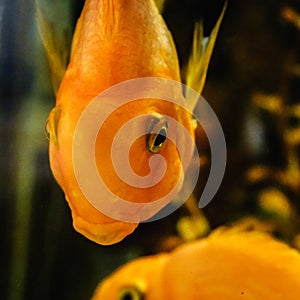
[91,229,300,300]
[36,0,226,245]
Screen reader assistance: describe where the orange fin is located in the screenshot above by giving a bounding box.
[45,106,61,146]
[186,1,227,111]
[154,0,167,13]
[34,0,70,94]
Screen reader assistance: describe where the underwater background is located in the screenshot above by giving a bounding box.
[1,0,300,299]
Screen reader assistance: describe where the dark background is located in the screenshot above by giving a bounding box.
[1,0,300,299]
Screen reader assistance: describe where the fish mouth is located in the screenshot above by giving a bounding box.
[72,212,138,245]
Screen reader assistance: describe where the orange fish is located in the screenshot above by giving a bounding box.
[91,229,300,300]
[37,0,226,245]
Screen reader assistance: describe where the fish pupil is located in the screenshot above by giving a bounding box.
[147,114,168,153]
[118,287,144,300]
[122,293,133,300]
[154,129,167,147]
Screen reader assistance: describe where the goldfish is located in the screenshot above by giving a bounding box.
[91,229,300,300]
[36,0,226,245]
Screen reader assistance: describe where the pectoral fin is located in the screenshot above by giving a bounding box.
[34,0,69,95]
[154,0,167,13]
[46,106,61,146]
[186,1,227,111]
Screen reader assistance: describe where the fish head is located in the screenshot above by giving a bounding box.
[91,254,168,300]
[91,229,300,300]
[47,82,195,244]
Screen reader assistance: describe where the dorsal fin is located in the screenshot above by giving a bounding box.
[186,1,227,111]
[154,0,167,13]
[34,0,69,95]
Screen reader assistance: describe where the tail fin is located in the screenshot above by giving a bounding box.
[34,0,69,95]
[186,1,227,111]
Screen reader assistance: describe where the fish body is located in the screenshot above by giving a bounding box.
[92,229,300,299]
[46,0,194,245]
[41,0,226,245]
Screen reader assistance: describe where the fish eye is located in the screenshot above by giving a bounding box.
[147,114,168,153]
[118,286,144,300]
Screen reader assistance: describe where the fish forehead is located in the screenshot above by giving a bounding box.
[69,0,180,89]
[92,254,168,299]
